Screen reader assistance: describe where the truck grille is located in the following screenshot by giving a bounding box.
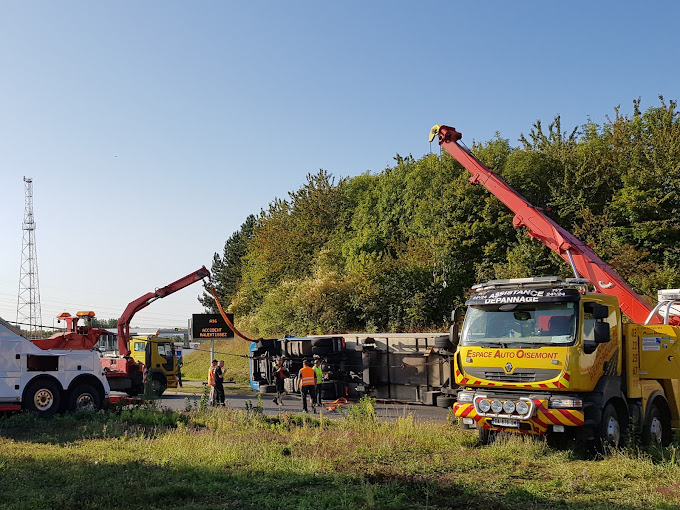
[483,371,536,383]
[464,367,562,383]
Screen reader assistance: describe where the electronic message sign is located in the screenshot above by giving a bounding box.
[192,313,234,339]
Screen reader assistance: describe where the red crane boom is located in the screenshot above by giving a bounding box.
[429,124,655,324]
[116,266,210,356]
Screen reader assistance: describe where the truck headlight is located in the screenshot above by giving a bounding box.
[457,391,474,403]
[515,400,530,415]
[490,399,503,413]
[502,400,516,414]
[478,399,491,412]
[549,398,583,409]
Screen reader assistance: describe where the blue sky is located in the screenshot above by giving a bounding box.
[0,1,678,329]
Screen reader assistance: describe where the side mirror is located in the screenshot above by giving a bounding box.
[594,322,611,344]
[449,324,459,346]
[451,307,464,323]
[592,303,609,320]
[449,307,464,346]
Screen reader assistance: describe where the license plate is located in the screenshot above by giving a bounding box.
[356,385,365,392]
[492,417,519,428]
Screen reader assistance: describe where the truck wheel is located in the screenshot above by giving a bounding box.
[259,384,277,394]
[127,384,143,397]
[598,403,622,448]
[478,426,496,445]
[546,430,575,450]
[641,403,671,447]
[320,381,337,400]
[68,384,102,412]
[436,395,456,408]
[23,379,61,418]
[312,345,333,355]
[151,374,167,396]
[311,338,333,348]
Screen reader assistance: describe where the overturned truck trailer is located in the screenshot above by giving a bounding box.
[249,332,457,406]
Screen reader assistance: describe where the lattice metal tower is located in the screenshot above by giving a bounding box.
[16,176,42,338]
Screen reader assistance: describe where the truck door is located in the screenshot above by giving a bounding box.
[130,340,147,365]
[149,342,174,373]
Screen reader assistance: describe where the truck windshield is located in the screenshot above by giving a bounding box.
[461,302,577,347]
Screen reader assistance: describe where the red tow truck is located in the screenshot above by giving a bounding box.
[31,266,210,399]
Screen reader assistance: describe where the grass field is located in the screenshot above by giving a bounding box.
[1,399,679,510]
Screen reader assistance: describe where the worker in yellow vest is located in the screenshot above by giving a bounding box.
[313,357,324,407]
[296,359,317,413]
[208,359,217,406]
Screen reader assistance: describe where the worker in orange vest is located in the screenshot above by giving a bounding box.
[208,359,217,406]
[296,359,317,413]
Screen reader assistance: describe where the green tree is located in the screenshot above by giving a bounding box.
[199,215,256,312]
[214,98,680,334]
[90,317,118,329]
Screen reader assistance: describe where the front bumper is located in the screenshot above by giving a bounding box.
[454,398,585,435]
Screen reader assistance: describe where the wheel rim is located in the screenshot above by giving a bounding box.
[34,388,54,411]
[649,416,663,444]
[606,415,620,445]
[75,393,95,410]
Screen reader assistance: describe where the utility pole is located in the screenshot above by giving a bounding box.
[16,176,42,339]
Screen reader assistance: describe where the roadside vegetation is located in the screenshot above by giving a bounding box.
[1,399,679,509]
[199,98,680,337]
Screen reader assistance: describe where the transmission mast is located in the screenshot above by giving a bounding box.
[16,176,42,338]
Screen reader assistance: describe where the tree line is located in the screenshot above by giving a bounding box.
[200,97,680,336]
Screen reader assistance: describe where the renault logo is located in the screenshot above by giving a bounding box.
[504,362,514,373]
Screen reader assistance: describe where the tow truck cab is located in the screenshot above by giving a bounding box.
[129,336,178,396]
[453,276,625,443]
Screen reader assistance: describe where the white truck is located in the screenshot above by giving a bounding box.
[0,316,110,417]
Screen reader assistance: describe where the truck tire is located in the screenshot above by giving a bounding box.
[23,379,61,418]
[68,383,102,412]
[598,403,622,448]
[546,430,575,450]
[311,338,333,348]
[320,381,336,400]
[436,395,456,408]
[312,345,333,355]
[478,426,496,445]
[334,381,347,398]
[641,403,671,447]
[259,384,277,394]
[151,373,168,397]
[127,383,143,397]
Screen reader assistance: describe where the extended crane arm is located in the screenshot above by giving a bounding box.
[116,266,210,356]
[430,124,655,324]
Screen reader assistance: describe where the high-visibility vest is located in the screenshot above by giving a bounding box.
[299,366,316,386]
[208,366,215,386]
[313,366,323,384]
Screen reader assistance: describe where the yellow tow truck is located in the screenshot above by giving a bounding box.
[452,277,680,446]
[430,124,680,447]
[129,336,179,396]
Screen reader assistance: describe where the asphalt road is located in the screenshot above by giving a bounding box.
[159,391,452,422]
